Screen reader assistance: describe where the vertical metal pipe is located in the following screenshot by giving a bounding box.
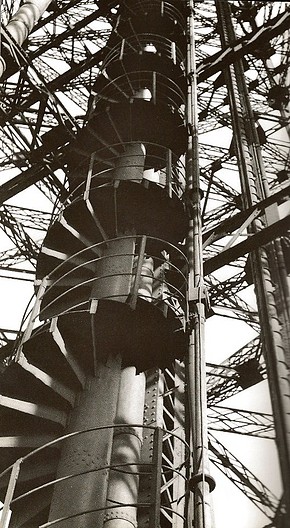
[186,2,214,528]
[104,366,146,528]
[0,0,53,78]
[215,0,290,513]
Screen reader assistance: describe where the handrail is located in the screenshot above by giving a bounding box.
[12,235,188,352]
[0,423,190,480]
[94,71,186,112]
[41,234,188,282]
[0,424,190,527]
[36,237,188,319]
[8,291,36,358]
[38,273,187,320]
[103,33,185,70]
[67,140,186,201]
[122,0,186,30]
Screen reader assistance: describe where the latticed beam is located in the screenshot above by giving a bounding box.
[0,158,67,204]
[2,205,51,231]
[208,406,274,439]
[207,337,265,405]
[209,432,281,520]
[0,206,39,263]
[197,9,290,82]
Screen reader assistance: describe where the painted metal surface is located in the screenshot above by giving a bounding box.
[48,356,121,527]
[104,367,145,527]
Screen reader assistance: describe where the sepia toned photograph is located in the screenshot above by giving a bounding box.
[0,1,289,527]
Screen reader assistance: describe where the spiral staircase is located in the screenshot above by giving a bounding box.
[0,2,192,527]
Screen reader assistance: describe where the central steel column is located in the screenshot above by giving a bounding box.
[48,356,122,527]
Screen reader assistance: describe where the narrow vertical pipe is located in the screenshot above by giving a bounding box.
[104,366,146,528]
[186,2,214,528]
[215,0,290,513]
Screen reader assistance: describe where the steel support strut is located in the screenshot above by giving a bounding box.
[186,3,215,527]
[215,0,290,515]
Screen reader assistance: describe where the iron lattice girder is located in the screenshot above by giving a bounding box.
[208,432,281,520]
[0,27,106,118]
[0,205,50,269]
[208,405,274,439]
[207,337,265,405]
[0,0,114,81]
[0,205,39,262]
[2,2,288,87]
[0,3,287,209]
[0,156,67,205]
[207,271,248,303]
[203,183,290,248]
[2,5,288,117]
[2,204,51,231]
[197,9,290,82]
[206,271,258,328]
[0,246,34,269]
[204,214,289,275]
[203,183,290,275]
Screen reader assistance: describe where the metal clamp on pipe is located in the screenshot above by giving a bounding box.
[187,286,211,319]
[182,187,204,219]
[113,425,143,443]
[188,472,216,493]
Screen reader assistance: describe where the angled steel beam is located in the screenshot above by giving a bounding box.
[1,1,113,81]
[209,432,281,520]
[0,155,67,205]
[208,272,247,303]
[0,246,34,269]
[203,183,290,247]
[3,205,51,231]
[0,0,53,78]
[197,10,290,82]
[204,214,290,276]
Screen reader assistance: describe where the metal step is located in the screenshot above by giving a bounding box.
[16,352,76,406]
[0,435,58,449]
[49,318,86,388]
[0,395,67,426]
[22,325,86,390]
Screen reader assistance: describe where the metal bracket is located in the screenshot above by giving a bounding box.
[90,298,99,314]
[188,285,210,310]
[188,472,216,493]
[187,286,211,330]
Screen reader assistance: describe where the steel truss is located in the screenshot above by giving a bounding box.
[0,1,289,527]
